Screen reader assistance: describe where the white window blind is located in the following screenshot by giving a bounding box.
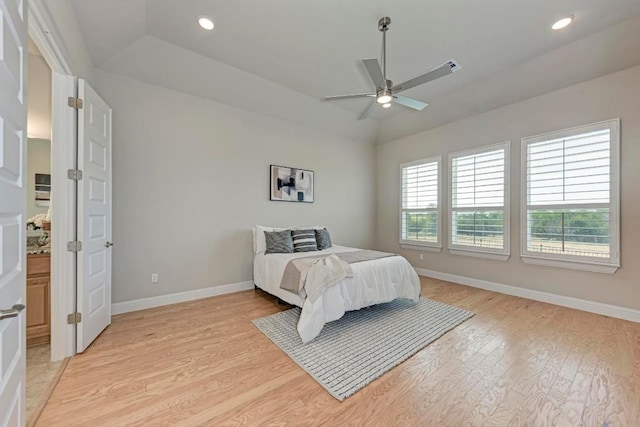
[400,157,440,248]
[449,142,509,257]
[522,119,620,272]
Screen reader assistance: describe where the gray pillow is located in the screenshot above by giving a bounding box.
[264,230,293,254]
[291,229,318,252]
[315,228,332,250]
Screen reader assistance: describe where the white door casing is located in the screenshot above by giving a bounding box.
[49,72,77,360]
[0,0,27,424]
[76,79,112,353]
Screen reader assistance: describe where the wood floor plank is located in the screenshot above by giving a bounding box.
[450,301,562,425]
[37,276,640,426]
[464,357,527,426]
[556,338,600,425]
[423,344,507,424]
[582,315,619,426]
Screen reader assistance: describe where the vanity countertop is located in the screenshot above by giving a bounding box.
[27,245,51,255]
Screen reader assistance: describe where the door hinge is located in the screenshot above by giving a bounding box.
[67,169,83,180]
[68,97,84,109]
[67,241,83,252]
[67,312,82,324]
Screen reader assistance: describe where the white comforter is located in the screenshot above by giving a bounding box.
[254,245,420,343]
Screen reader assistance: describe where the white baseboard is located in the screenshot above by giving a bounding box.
[415,268,640,323]
[111,281,255,315]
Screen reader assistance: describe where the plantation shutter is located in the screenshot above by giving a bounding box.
[400,158,440,246]
[450,144,508,254]
[451,149,505,208]
[525,127,613,259]
[526,129,610,206]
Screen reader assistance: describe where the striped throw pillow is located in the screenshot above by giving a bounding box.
[264,230,293,254]
[291,229,318,252]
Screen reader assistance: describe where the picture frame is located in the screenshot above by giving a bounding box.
[35,173,51,207]
[270,165,314,203]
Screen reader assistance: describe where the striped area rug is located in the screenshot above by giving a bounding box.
[253,298,474,401]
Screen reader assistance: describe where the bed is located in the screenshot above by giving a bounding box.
[253,226,421,343]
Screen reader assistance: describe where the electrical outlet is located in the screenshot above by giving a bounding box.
[419,253,424,261]
[151,273,158,283]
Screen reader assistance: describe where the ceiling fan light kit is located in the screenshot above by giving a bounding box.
[377,89,393,104]
[324,16,460,120]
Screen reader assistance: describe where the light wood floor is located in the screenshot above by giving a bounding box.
[37,277,640,426]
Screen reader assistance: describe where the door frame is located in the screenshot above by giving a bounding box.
[28,0,77,360]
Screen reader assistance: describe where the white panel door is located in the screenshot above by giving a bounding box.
[76,79,112,353]
[0,0,27,424]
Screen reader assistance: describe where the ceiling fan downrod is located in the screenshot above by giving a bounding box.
[379,17,391,84]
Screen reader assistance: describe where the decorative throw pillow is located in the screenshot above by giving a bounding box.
[255,225,288,253]
[291,229,318,252]
[315,228,332,250]
[264,230,293,254]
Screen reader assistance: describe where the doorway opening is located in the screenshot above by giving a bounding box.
[21,4,114,424]
[24,35,66,424]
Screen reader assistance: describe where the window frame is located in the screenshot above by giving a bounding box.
[448,142,511,261]
[520,119,620,274]
[399,156,442,251]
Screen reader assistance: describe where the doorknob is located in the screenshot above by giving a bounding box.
[0,304,25,321]
[105,242,114,248]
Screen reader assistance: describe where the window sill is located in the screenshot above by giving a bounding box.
[448,248,510,261]
[521,255,619,274]
[400,243,441,253]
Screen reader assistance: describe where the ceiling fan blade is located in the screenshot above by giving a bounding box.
[391,63,453,93]
[362,58,387,89]
[324,93,375,101]
[358,100,376,120]
[394,95,428,111]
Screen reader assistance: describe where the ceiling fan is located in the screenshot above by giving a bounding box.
[324,17,461,120]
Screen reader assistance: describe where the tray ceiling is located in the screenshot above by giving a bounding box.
[68,0,640,141]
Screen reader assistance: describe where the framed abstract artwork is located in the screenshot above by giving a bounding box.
[35,173,51,207]
[270,165,314,203]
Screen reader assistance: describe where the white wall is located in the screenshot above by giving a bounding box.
[376,65,640,311]
[94,70,376,304]
[26,138,51,219]
[27,52,51,140]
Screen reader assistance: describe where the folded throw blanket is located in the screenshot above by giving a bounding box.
[280,250,397,302]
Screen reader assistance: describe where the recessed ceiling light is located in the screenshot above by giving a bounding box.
[552,15,574,30]
[198,15,215,31]
[382,103,391,109]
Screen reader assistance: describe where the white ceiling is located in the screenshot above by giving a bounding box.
[68,0,640,142]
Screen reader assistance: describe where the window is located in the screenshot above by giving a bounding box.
[521,119,620,273]
[400,157,441,250]
[449,142,510,260]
